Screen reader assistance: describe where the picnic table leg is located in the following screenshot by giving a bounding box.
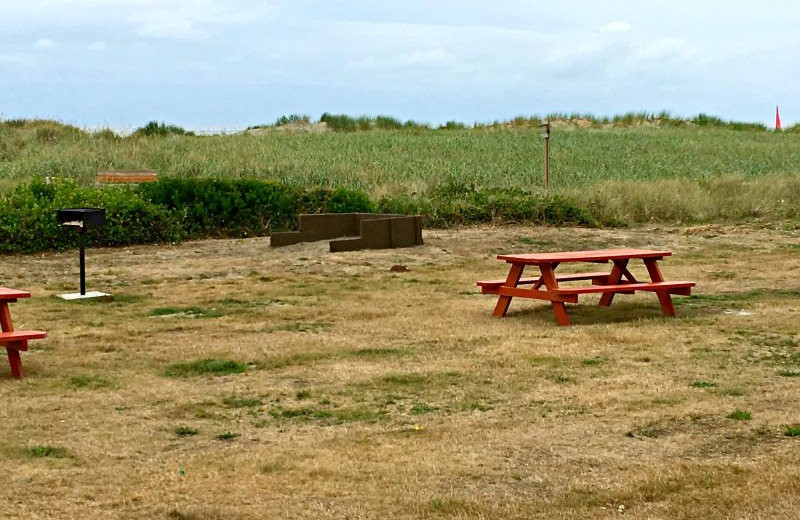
[493,263,525,317]
[598,259,629,307]
[644,258,676,317]
[0,303,23,379]
[531,262,558,290]
[539,264,571,326]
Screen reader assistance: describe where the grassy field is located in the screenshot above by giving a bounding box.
[2,120,799,197]
[1,224,799,518]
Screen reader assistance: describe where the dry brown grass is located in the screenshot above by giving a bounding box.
[1,224,799,519]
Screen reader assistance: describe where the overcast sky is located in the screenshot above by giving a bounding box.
[2,0,798,130]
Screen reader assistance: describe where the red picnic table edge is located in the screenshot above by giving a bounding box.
[496,248,673,264]
[0,287,32,300]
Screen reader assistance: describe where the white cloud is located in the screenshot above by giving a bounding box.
[352,48,452,74]
[88,41,107,51]
[601,21,632,33]
[33,38,56,48]
[136,16,203,40]
[0,53,24,63]
[629,37,696,63]
[128,2,276,40]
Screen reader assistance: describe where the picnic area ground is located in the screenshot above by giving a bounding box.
[1,224,798,519]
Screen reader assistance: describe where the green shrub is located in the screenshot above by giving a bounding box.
[132,121,194,137]
[139,178,298,237]
[320,113,358,132]
[93,128,120,141]
[275,114,310,126]
[439,121,468,130]
[378,183,596,227]
[0,178,183,253]
[139,179,373,237]
[374,115,403,130]
[329,187,374,213]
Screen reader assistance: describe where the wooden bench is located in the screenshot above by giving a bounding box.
[1,288,47,379]
[554,281,694,296]
[477,271,611,290]
[96,169,158,184]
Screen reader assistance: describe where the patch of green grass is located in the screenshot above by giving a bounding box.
[216,431,240,441]
[295,390,311,400]
[410,403,438,414]
[526,355,567,368]
[218,297,289,308]
[707,271,737,280]
[332,408,386,423]
[346,347,406,358]
[69,374,111,389]
[552,374,575,384]
[164,358,248,377]
[727,410,752,421]
[784,425,800,437]
[174,426,199,437]
[428,497,474,514]
[690,380,717,388]
[268,406,385,424]
[269,407,333,420]
[222,396,263,408]
[260,462,288,474]
[27,445,70,458]
[380,371,462,387]
[718,387,746,397]
[259,351,334,370]
[778,370,800,377]
[652,395,682,406]
[268,322,332,333]
[148,306,223,318]
[382,373,428,386]
[626,422,670,439]
[582,356,605,366]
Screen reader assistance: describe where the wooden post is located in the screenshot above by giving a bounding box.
[540,122,550,189]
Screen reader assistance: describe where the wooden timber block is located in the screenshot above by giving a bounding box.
[270,213,423,252]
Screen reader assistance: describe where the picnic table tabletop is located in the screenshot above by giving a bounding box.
[0,287,32,301]
[497,248,672,265]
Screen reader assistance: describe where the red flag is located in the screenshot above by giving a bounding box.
[776,106,782,130]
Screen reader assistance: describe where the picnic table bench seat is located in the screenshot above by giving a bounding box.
[477,271,612,289]
[554,280,695,295]
[0,330,48,344]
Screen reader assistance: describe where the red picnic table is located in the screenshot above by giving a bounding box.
[477,248,695,326]
[0,288,47,378]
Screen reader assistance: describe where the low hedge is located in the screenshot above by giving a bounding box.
[378,183,597,227]
[0,178,595,254]
[0,178,183,253]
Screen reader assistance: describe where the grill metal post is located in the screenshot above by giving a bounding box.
[78,230,86,295]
